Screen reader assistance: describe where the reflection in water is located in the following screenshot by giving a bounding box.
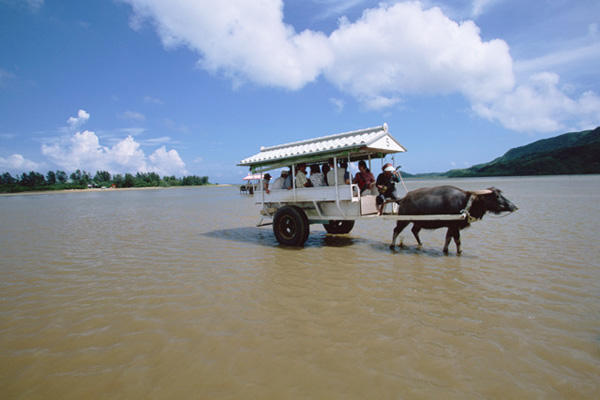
[1,177,600,399]
[204,226,363,248]
[318,234,357,247]
[203,226,279,247]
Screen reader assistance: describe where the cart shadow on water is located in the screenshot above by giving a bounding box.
[202,226,471,257]
[202,226,362,249]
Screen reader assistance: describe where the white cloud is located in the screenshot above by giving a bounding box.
[25,0,43,10]
[472,73,600,132]
[148,146,187,176]
[67,109,90,129]
[326,3,514,106]
[125,0,332,89]
[0,68,16,86]
[140,136,175,145]
[41,129,187,176]
[124,1,513,102]
[0,154,41,172]
[329,97,345,112]
[119,110,146,121]
[1,0,44,11]
[107,134,148,172]
[118,127,146,136]
[470,0,499,18]
[311,0,367,20]
[514,42,600,74]
[363,95,401,110]
[123,0,599,133]
[163,118,189,134]
[143,95,164,104]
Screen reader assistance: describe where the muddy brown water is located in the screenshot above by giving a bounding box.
[1,176,599,398]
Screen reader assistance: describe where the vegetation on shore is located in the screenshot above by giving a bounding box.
[3,127,598,192]
[404,126,600,178]
[0,169,210,193]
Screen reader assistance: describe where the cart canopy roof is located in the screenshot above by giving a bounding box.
[238,123,406,171]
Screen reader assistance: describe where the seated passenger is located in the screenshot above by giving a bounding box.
[327,158,350,186]
[262,173,271,194]
[353,160,376,195]
[322,162,330,186]
[309,164,326,187]
[283,167,293,189]
[295,163,312,188]
[340,161,350,184]
[270,170,288,190]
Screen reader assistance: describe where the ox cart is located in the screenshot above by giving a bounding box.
[238,123,469,246]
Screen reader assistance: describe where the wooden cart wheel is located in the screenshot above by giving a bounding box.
[273,206,309,246]
[323,220,355,234]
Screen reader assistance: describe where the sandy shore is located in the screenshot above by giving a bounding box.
[0,184,232,197]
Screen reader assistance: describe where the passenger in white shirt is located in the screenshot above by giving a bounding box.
[270,170,288,190]
[295,163,311,188]
[326,159,350,186]
[309,164,326,187]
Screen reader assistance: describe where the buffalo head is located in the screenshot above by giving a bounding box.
[477,187,518,214]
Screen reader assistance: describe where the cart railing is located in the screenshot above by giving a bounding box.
[257,184,360,204]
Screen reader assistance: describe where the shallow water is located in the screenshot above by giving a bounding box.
[1,176,599,399]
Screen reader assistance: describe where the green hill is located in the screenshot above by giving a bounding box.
[445,127,600,177]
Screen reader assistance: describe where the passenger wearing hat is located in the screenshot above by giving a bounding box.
[375,163,400,215]
[270,170,288,190]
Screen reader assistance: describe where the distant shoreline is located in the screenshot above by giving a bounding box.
[0,184,232,197]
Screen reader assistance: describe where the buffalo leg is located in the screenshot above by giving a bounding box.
[390,221,409,249]
[443,229,452,254]
[453,228,462,255]
[411,224,423,248]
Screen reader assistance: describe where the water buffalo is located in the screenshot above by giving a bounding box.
[390,185,517,254]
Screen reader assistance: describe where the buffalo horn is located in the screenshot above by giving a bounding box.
[471,189,493,195]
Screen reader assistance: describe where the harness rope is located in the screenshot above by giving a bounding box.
[461,194,479,223]
[397,169,409,194]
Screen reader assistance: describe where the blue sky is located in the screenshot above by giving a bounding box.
[1,0,599,183]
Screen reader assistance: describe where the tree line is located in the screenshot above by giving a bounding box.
[0,169,210,193]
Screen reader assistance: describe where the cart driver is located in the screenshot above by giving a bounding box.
[376,163,400,215]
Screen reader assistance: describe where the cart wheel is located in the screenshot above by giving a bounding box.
[323,220,355,234]
[273,206,309,246]
[292,206,310,244]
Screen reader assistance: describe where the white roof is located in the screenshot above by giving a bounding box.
[238,123,406,168]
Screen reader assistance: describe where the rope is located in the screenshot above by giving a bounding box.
[487,211,515,219]
[396,168,409,195]
[461,194,478,223]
